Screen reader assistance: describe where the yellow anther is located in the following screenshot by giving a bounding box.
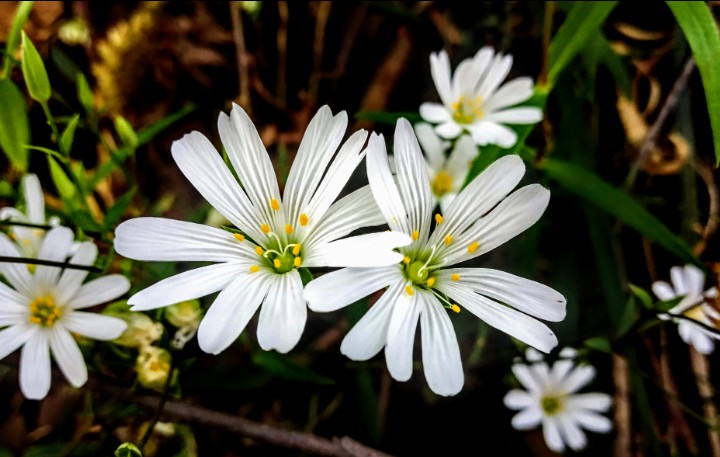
[255,246,264,256]
[285,224,294,234]
[292,244,301,255]
[402,256,411,264]
[33,229,43,237]
[249,265,260,273]
[451,273,461,281]
[261,223,270,234]
[435,213,444,224]
[405,285,415,296]
[28,295,61,327]
[411,230,419,241]
[270,199,280,211]
[426,277,436,288]
[444,234,453,246]
[27,264,36,273]
[432,171,454,197]
[294,257,302,268]
[273,259,282,268]
[450,304,461,313]
[233,233,245,242]
[299,213,309,226]
[467,242,479,254]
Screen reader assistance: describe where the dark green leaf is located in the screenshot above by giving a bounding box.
[629,284,654,309]
[617,296,638,337]
[20,31,51,103]
[60,113,80,155]
[104,188,136,230]
[298,267,313,285]
[24,443,68,457]
[251,351,334,385]
[354,111,422,125]
[77,73,94,113]
[584,336,612,354]
[0,79,30,170]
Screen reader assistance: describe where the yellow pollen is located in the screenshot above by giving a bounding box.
[426,277,436,288]
[255,246,264,256]
[294,257,302,267]
[33,229,43,237]
[273,259,282,268]
[22,238,32,246]
[261,224,270,234]
[435,213,444,224]
[270,199,280,211]
[285,224,294,234]
[27,264,36,273]
[292,244,301,255]
[28,295,62,327]
[233,233,245,242]
[405,285,414,296]
[450,304,461,313]
[402,256,411,264]
[444,235,453,246]
[249,265,260,273]
[432,170,454,197]
[451,95,484,125]
[467,242,479,254]
[411,230,419,241]
[684,305,706,321]
[451,273,461,281]
[299,213,309,226]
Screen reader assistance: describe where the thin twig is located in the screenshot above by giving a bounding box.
[612,354,631,457]
[690,348,720,457]
[0,256,101,272]
[692,160,719,256]
[0,220,53,230]
[626,58,696,187]
[231,2,252,114]
[307,1,332,106]
[276,1,289,107]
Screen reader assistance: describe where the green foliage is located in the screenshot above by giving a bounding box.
[251,351,334,385]
[1,1,33,77]
[115,115,138,149]
[77,73,94,113]
[104,188,137,231]
[48,156,76,201]
[20,31,51,103]
[0,79,30,170]
[354,111,422,125]
[115,443,143,457]
[667,1,720,165]
[60,114,80,155]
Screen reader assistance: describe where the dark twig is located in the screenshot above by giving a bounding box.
[692,160,719,256]
[0,220,53,230]
[0,256,101,273]
[231,2,252,114]
[137,357,176,451]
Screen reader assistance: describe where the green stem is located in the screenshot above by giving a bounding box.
[40,101,60,144]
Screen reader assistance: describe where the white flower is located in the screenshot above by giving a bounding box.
[115,105,410,355]
[504,348,613,453]
[0,227,129,399]
[652,264,720,354]
[0,174,59,258]
[419,47,542,148]
[305,118,565,396]
[414,123,477,212]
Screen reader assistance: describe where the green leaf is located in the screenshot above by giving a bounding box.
[667,1,720,165]
[617,296,638,337]
[20,31,51,103]
[104,188,136,230]
[548,1,618,86]
[115,442,143,457]
[115,115,138,149]
[0,79,30,170]
[298,267,313,285]
[584,336,612,354]
[540,158,700,266]
[77,73,94,113]
[60,113,80,155]
[48,156,76,200]
[354,111,422,125]
[25,145,65,162]
[629,284,654,309]
[251,351,334,385]
[1,1,34,78]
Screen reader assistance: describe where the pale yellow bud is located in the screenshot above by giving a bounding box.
[136,346,172,391]
[114,312,163,348]
[165,300,203,329]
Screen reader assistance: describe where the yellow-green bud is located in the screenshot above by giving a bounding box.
[136,346,172,391]
[114,312,163,349]
[165,300,203,329]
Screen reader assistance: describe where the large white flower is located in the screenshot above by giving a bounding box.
[305,118,565,396]
[419,47,542,148]
[0,227,129,399]
[652,264,720,354]
[115,105,410,355]
[414,123,477,212]
[504,348,613,453]
[0,174,59,258]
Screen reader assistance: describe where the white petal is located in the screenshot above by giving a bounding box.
[504,389,535,409]
[483,77,535,112]
[566,393,612,412]
[62,312,128,340]
[419,103,451,124]
[115,218,250,262]
[689,329,714,354]
[305,232,411,268]
[542,417,565,453]
[55,242,97,306]
[487,107,543,124]
[511,406,543,430]
[557,415,587,451]
[341,281,404,360]
[0,324,36,359]
[171,131,265,240]
[682,264,706,296]
[0,300,26,326]
[419,293,464,396]
[365,133,409,233]
[34,227,75,291]
[22,174,45,224]
[128,263,241,311]
[256,270,306,353]
[467,121,517,148]
[198,272,270,354]
[550,358,576,386]
[49,327,87,388]
[305,266,399,312]
[573,410,613,433]
[439,282,558,353]
[435,121,463,139]
[429,50,453,106]
[0,280,26,305]
[444,135,477,191]
[414,122,447,172]
[512,363,544,393]
[652,280,676,301]
[70,275,130,309]
[20,331,51,400]
[560,365,596,394]
[384,291,421,382]
[438,268,566,321]
[471,46,495,85]
[452,58,484,97]
[670,266,688,295]
[477,53,513,100]
[219,104,281,224]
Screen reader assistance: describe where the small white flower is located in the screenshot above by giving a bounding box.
[414,123,477,212]
[0,227,129,399]
[0,174,59,258]
[504,348,613,453]
[652,264,720,354]
[420,47,542,148]
[306,118,565,396]
[115,105,410,355]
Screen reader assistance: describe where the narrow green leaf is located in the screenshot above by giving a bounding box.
[0,79,30,171]
[584,336,612,354]
[48,156,76,200]
[115,442,143,457]
[20,31,51,103]
[298,267,313,285]
[548,1,618,86]
[354,111,422,125]
[104,188,136,230]
[114,115,138,149]
[60,114,80,155]
[77,73,94,113]
[667,1,720,165]
[1,1,34,78]
[25,145,65,162]
[629,284,654,309]
[540,158,700,266]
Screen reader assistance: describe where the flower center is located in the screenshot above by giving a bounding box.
[29,295,62,327]
[541,395,564,416]
[432,170,454,197]
[451,95,483,124]
[683,304,706,322]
